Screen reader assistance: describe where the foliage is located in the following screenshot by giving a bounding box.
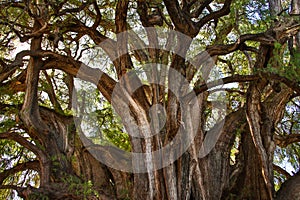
[0,0,299,199]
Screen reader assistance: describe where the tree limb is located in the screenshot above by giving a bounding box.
[275,134,300,147]
[91,0,102,30]
[42,70,63,113]
[56,2,91,16]
[206,33,276,56]
[42,53,116,102]
[2,49,117,102]
[196,0,233,29]
[115,0,132,78]
[246,83,274,199]
[273,164,292,178]
[19,22,49,43]
[194,74,259,95]
[0,132,49,187]
[0,50,30,83]
[163,0,198,36]
[0,132,46,161]
[191,0,214,18]
[0,160,40,185]
[204,20,300,57]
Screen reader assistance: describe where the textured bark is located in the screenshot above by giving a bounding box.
[1,0,300,200]
[291,0,300,15]
[268,0,282,15]
[276,171,300,200]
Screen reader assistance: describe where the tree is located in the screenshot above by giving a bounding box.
[0,0,300,199]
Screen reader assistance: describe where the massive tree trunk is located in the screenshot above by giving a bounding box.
[0,0,300,200]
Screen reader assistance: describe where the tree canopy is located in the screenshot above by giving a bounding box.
[0,0,300,199]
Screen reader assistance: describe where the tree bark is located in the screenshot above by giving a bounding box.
[276,171,300,200]
[1,0,300,200]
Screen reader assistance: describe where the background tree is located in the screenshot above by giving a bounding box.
[0,0,300,199]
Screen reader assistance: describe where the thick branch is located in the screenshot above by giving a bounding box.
[291,0,300,15]
[246,83,274,199]
[275,134,300,147]
[92,0,102,29]
[0,185,22,191]
[268,0,282,16]
[0,50,29,83]
[19,22,49,43]
[0,185,26,197]
[56,2,91,16]
[42,70,63,113]
[273,164,292,178]
[215,108,246,151]
[0,161,40,185]
[115,0,132,78]
[184,72,300,106]
[191,0,214,18]
[6,49,116,102]
[163,0,198,36]
[187,22,299,82]
[13,18,50,186]
[205,20,300,57]
[66,20,118,62]
[196,0,233,29]
[206,33,275,56]
[0,132,46,161]
[43,56,116,102]
[194,74,258,95]
[266,73,300,95]
[137,0,150,27]
[20,17,50,143]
